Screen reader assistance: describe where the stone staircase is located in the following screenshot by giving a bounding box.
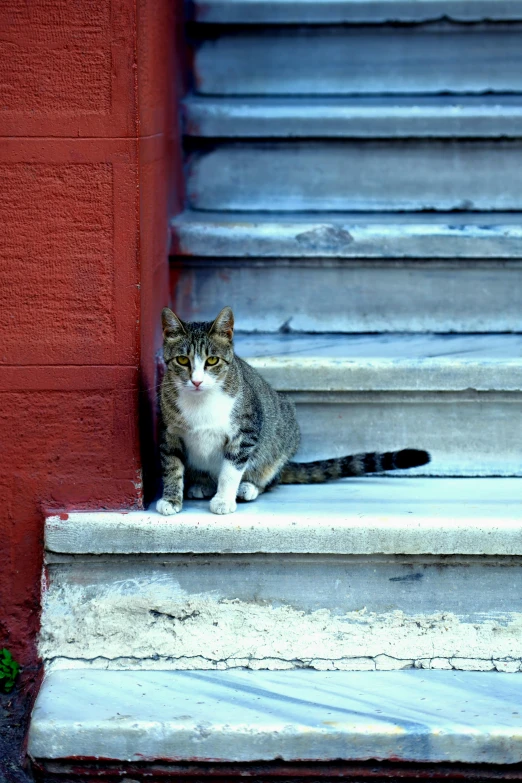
[29,0,522,778]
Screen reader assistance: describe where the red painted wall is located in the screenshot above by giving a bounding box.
[0,0,183,679]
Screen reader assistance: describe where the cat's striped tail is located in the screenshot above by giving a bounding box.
[279,449,430,484]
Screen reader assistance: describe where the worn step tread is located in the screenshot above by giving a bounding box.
[183,95,522,138]
[237,332,522,358]
[45,478,522,555]
[29,669,522,764]
[190,0,522,24]
[235,333,522,391]
[171,210,522,258]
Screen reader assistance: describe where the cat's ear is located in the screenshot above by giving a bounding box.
[162,308,186,338]
[209,306,234,341]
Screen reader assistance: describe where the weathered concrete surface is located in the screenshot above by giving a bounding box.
[194,25,522,95]
[187,141,522,211]
[192,0,522,24]
[40,552,522,671]
[172,210,522,258]
[45,479,522,555]
[28,669,522,764]
[171,258,522,333]
[184,96,522,138]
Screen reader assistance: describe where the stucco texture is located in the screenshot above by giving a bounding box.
[0,0,180,681]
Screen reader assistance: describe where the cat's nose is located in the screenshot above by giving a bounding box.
[191,380,202,388]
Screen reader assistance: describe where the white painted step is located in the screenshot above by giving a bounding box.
[193,24,522,96]
[186,140,522,211]
[172,211,522,258]
[191,0,522,24]
[44,479,522,555]
[161,335,522,475]
[41,479,522,672]
[29,670,522,764]
[184,96,522,138]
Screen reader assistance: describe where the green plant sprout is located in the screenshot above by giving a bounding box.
[0,649,20,693]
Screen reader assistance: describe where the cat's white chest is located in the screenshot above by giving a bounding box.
[176,388,235,477]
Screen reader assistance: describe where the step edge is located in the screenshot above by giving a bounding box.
[28,669,522,765]
[170,213,522,258]
[44,491,522,556]
[183,96,522,139]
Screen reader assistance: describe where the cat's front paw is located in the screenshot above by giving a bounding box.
[156,497,182,515]
[209,495,237,515]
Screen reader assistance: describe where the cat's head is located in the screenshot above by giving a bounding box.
[161,307,235,394]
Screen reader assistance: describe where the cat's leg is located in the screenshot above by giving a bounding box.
[210,460,243,515]
[210,417,260,515]
[240,457,286,501]
[156,432,185,515]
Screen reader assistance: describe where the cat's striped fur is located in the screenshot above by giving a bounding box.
[280,449,430,484]
[157,307,430,515]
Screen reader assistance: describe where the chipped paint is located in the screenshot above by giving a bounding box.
[39,576,522,673]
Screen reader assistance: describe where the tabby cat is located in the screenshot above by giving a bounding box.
[157,307,430,516]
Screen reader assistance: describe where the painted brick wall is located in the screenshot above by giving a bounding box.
[0,0,183,679]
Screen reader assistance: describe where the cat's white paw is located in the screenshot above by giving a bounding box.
[210,495,237,515]
[156,498,182,515]
[237,482,259,502]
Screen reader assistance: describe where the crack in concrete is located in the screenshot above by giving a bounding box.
[40,584,522,671]
[45,654,522,674]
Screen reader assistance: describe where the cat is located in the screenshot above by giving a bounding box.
[156,306,430,516]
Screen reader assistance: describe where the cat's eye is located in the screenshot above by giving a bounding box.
[206,356,219,366]
[176,356,190,366]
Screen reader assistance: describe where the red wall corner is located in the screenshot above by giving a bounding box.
[0,0,184,676]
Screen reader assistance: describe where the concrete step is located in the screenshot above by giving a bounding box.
[171,256,522,333]
[190,0,522,24]
[41,478,522,672]
[192,23,522,96]
[237,334,522,475]
[159,333,522,475]
[170,212,522,333]
[183,96,522,139]
[186,140,522,212]
[28,670,522,768]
